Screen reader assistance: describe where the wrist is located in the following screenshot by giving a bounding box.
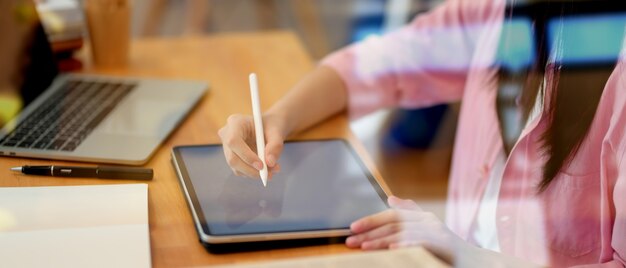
[263,108,293,139]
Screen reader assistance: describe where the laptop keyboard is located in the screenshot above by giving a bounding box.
[0,80,135,152]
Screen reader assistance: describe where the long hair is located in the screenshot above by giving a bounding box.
[497,0,618,192]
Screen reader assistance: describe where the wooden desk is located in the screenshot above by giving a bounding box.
[0,31,390,267]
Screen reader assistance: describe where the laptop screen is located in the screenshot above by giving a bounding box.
[0,0,58,130]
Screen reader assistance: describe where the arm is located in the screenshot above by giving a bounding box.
[219,0,487,177]
[266,66,348,137]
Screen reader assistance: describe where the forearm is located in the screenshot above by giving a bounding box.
[265,65,347,137]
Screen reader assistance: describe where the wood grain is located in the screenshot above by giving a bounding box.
[0,31,393,267]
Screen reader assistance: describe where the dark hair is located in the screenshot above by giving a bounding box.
[499,0,617,192]
[534,68,608,192]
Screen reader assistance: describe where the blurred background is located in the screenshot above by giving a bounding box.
[38,0,452,218]
[131,0,444,59]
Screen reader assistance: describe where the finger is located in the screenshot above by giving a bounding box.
[231,168,244,177]
[346,223,402,248]
[227,136,264,171]
[351,209,420,233]
[361,233,404,250]
[267,163,281,180]
[351,210,397,233]
[219,121,263,171]
[269,163,281,173]
[224,149,262,177]
[388,196,422,211]
[264,133,284,168]
[222,145,236,170]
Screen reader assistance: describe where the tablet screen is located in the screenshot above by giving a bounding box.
[174,140,388,236]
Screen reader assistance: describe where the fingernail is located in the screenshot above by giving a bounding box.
[350,222,359,231]
[253,161,263,170]
[346,237,356,246]
[267,155,276,167]
[388,196,401,206]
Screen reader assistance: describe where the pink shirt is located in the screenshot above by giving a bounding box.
[321,0,626,267]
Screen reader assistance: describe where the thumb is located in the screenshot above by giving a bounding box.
[388,196,421,211]
[264,132,284,168]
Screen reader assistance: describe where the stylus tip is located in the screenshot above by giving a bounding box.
[10,167,22,172]
[260,170,268,187]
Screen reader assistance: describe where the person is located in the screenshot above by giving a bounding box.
[218,0,626,266]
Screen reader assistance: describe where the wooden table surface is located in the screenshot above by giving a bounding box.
[0,31,392,267]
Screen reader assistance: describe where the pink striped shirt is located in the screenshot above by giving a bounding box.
[322,0,626,266]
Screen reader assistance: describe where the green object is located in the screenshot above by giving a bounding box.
[0,96,22,128]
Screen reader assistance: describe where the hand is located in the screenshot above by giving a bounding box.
[218,113,287,178]
[346,196,464,262]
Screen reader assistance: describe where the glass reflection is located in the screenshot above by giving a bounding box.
[308,0,626,266]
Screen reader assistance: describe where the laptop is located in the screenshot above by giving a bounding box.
[0,1,207,165]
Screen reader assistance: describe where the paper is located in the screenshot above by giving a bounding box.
[211,247,450,268]
[0,184,151,268]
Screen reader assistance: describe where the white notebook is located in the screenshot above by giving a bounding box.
[0,184,151,268]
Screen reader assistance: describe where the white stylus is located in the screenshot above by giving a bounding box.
[249,73,268,187]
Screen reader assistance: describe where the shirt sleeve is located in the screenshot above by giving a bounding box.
[604,166,626,264]
[571,146,626,266]
[573,61,626,268]
[595,58,626,268]
[598,105,626,267]
[321,0,489,119]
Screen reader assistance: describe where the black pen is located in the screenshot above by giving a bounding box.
[10,165,153,180]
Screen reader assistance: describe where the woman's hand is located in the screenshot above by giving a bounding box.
[218,113,288,178]
[347,196,464,262]
[218,66,348,179]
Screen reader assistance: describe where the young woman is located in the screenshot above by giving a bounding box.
[218,0,626,266]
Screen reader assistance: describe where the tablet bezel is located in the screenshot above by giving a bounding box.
[171,139,389,244]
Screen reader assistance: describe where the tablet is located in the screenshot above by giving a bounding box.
[171,139,389,249]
